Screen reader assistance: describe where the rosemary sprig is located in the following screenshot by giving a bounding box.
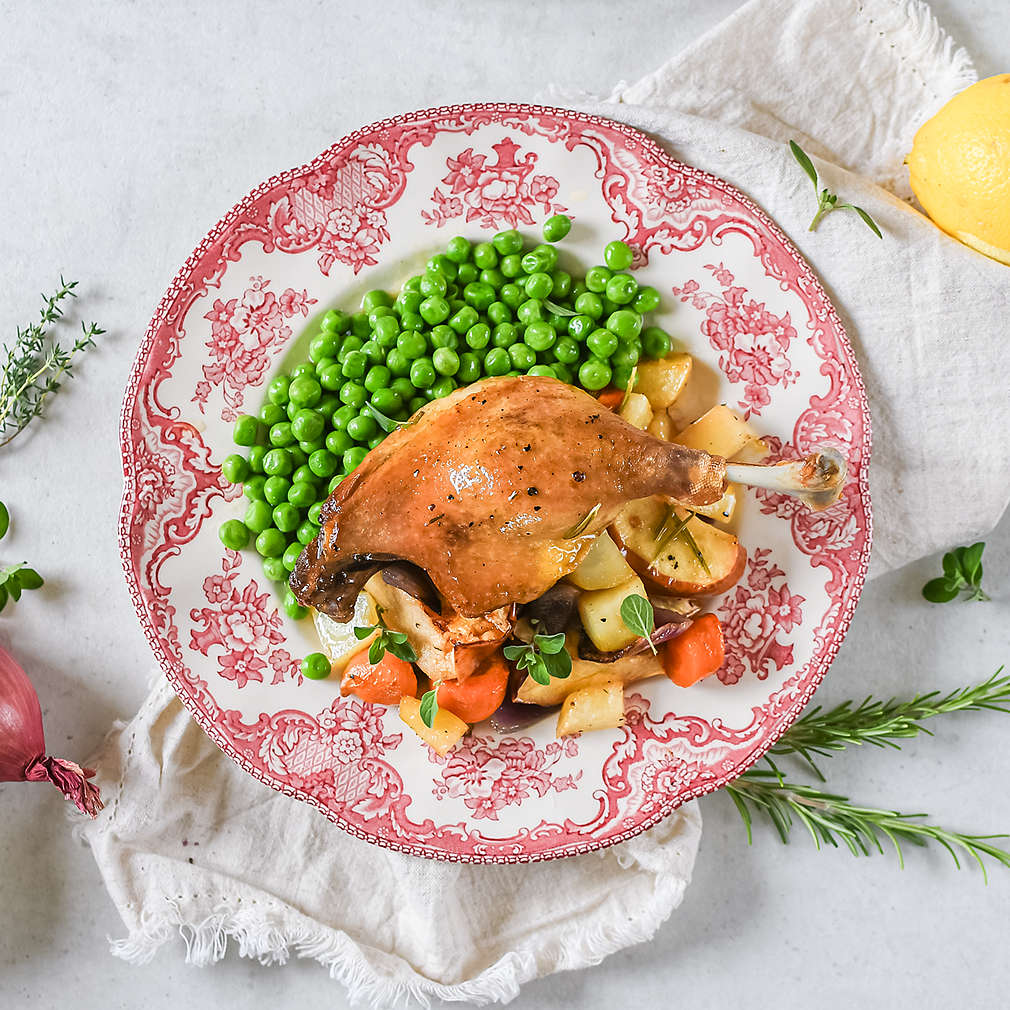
[1,279,102,448]
[565,503,601,539]
[652,504,710,574]
[788,141,882,238]
[770,668,1010,778]
[725,771,1010,880]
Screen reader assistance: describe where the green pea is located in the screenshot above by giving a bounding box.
[309,332,341,362]
[585,266,611,293]
[642,325,673,358]
[509,343,536,370]
[401,275,423,293]
[579,357,613,391]
[551,270,572,299]
[457,351,481,383]
[301,652,331,680]
[456,262,478,284]
[368,305,394,325]
[428,376,456,399]
[571,280,589,300]
[218,519,250,551]
[523,321,556,352]
[255,527,287,558]
[418,295,449,325]
[244,499,273,534]
[517,299,544,325]
[288,376,322,408]
[553,336,580,364]
[290,362,316,381]
[612,364,634,391]
[364,365,391,394]
[602,293,622,314]
[486,301,511,326]
[606,273,638,306]
[427,254,458,281]
[587,328,619,359]
[316,393,340,420]
[289,409,324,444]
[524,272,553,300]
[612,344,641,372]
[542,213,571,242]
[343,446,368,473]
[478,267,504,290]
[398,289,424,314]
[484,346,511,376]
[305,503,322,527]
[567,314,595,341]
[527,364,556,378]
[429,325,458,350]
[297,520,321,545]
[263,475,292,506]
[351,311,371,338]
[283,588,308,620]
[607,309,643,341]
[359,340,385,367]
[359,290,390,313]
[463,282,495,312]
[433,347,460,376]
[339,382,367,409]
[464,323,490,350]
[575,292,604,319]
[373,315,400,347]
[396,331,428,359]
[471,242,498,269]
[308,449,338,478]
[390,377,415,403]
[326,429,353,455]
[633,286,661,313]
[319,363,344,391]
[492,323,517,348]
[500,253,523,278]
[385,347,411,377]
[604,240,634,270]
[321,309,351,333]
[245,445,266,474]
[282,542,304,572]
[258,402,285,428]
[270,502,300,533]
[369,388,400,416]
[449,305,479,334]
[289,445,308,468]
[340,349,367,380]
[491,229,523,255]
[261,556,288,582]
[288,481,317,508]
[221,454,249,484]
[347,413,378,442]
[331,404,357,431]
[446,235,472,263]
[262,448,293,477]
[400,310,425,331]
[267,375,291,405]
[290,464,316,486]
[232,414,260,446]
[410,357,436,389]
[554,362,574,385]
[521,250,547,274]
[244,474,267,501]
[500,283,526,309]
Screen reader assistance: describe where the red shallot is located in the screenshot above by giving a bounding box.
[0,643,102,816]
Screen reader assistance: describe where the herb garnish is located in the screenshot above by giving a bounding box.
[504,632,572,685]
[618,365,638,411]
[0,504,43,613]
[543,299,578,317]
[353,608,419,665]
[565,503,601,539]
[620,594,656,654]
[789,141,882,238]
[419,688,439,728]
[1,279,102,448]
[922,542,989,603]
[653,504,710,574]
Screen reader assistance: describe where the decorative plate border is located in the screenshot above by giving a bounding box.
[119,103,872,862]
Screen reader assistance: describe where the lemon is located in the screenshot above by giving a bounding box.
[908,73,1010,265]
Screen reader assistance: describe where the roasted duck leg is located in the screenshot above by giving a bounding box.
[290,376,846,621]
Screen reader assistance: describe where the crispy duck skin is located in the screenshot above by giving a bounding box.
[290,376,728,622]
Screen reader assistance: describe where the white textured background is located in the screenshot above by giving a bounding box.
[1,2,1008,1007]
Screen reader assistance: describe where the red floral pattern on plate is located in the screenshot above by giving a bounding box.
[431,734,581,820]
[192,275,316,422]
[422,138,566,228]
[672,263,798,415]
[119,104,872,863]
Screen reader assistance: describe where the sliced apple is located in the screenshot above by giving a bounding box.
[672,404,759,458]
[566,531,636,591]
[688,483,739,524]
[609,497,746,596]
[636,354,692,409]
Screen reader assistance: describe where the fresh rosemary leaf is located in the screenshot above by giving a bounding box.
[544,299,577,317]
[565,503,600,539]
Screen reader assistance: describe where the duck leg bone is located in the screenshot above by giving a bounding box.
[724,448,847,511]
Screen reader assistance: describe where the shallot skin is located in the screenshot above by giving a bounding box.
[0,644,102,817]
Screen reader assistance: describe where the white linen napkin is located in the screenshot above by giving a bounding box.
[82,1,1008,1005]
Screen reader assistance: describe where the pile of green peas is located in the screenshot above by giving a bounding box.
[217,215,673,663]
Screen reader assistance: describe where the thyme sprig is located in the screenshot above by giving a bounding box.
[1,279,102,448]
[789,141,882,238]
